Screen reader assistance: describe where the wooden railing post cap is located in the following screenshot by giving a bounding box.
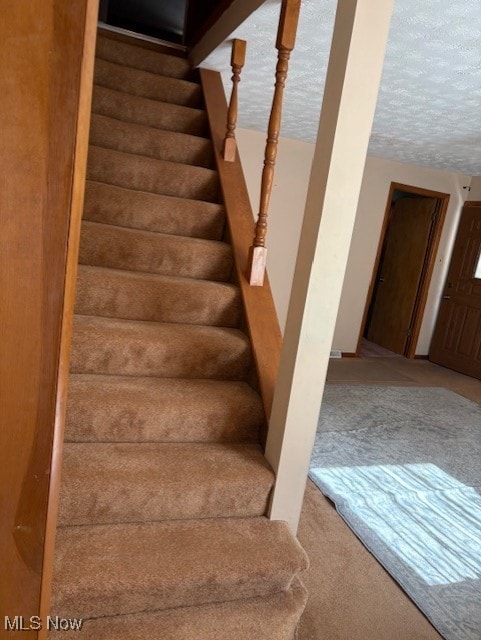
[276,0,301,51]
[231,38,247,67]
[223,39,247,162]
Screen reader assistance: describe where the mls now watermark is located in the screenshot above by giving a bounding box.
[5,616,83,631]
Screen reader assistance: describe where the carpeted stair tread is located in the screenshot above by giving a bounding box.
[51,517,309,619]
[79,221,232,282]
[70,315,252,380]
[92,85,208,136]
[65,376,264,443]
[87,146,219,202]
[57,442,274,526]
[57,579,308,640]
[75,265,241,326]
[83,181,225,240]
[94,58,202,107]
[52,30,308,636]
[96,34,192,80]
[89,114,214,168]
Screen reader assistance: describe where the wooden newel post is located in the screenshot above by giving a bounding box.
[223,39,247,162]
[248,0,301,286]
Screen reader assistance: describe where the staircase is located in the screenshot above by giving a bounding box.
[50,31,308,638]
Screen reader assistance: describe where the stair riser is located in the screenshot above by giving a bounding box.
[96,35,192,80]
[79,222,233,282]
[70,318,252,380]
[83,181,225,240]
[75,268,241,327]
[94,58,202,107]
[92,86,208,136]
[51,519,308,619]
[60,580,308,640]
[89,114,214,168]
[57,443,274,526]
[65,376,263,444]
[87,146,219,202]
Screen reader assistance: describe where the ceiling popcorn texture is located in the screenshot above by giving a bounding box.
[203,0,481,175]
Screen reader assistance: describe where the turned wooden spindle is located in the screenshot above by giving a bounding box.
[248,0,301,286]
[223,39,247,162]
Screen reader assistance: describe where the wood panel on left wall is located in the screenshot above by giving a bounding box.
[0,2,98,637]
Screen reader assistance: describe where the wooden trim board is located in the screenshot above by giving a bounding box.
[39,2,99,633]
[0,1,98,631]
[405,193,449,358]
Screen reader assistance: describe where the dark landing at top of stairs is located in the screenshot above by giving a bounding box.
[104,0,187,46]
[50,29,308,639]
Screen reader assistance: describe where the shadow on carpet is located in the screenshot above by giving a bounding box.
[309,386,481,640]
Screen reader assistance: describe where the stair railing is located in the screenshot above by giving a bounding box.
[248,0,301,286]
[223,39,247,162]
[200,66,283,429]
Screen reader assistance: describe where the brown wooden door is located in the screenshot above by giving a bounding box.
[367,197,437,354]
[429,204,481,379]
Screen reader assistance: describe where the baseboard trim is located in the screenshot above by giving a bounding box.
[414,354,429,359]
[341,352,357,358]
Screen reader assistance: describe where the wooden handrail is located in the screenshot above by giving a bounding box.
[200,67,282,434]
[248,0,301,286]
[223,38,246,162]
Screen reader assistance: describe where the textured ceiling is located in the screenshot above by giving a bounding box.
[203,0,481,175]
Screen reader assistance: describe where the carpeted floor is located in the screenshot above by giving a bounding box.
[326,359,411,383]
[360,338,402,358]
[297,358,481,640]
[309,385,481,640]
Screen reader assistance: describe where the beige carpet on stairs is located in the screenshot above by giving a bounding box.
[50,30,308,638]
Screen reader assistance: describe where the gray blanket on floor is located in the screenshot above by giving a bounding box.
[309,385,481,640]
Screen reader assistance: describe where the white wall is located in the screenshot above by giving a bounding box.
[468,176,481,201]
[237,127,472,355]
[236,128,314,330]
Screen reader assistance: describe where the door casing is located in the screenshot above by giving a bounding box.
[356,182,450,358]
